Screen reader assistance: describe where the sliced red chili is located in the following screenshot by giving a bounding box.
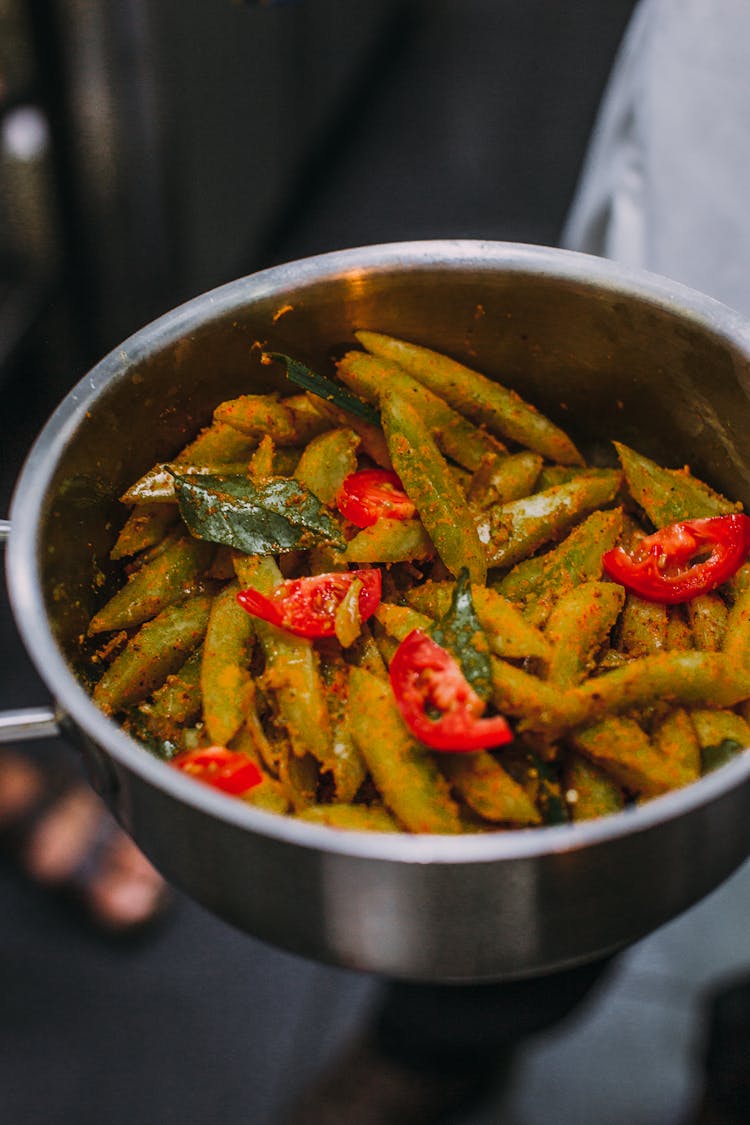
[236,568,382,638]
[172,746,263,795]
[389,629,513,752]
[602,514,750,604]
[336,469,415,528]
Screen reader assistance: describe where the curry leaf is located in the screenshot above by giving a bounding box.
[174,473,345,555]
[430,568,492,701]
[269,352,381,426]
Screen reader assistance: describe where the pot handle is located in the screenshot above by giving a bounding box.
[0,518,61,741]
[0,706,60,743]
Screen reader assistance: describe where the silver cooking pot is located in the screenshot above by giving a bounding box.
[4,241,750,983]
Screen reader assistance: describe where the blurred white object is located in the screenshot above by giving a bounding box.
[563,0,750,317]
[0,104,57,270]
[2,105,49,162]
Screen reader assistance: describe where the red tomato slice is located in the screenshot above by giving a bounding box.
[602,514,750,604]
[172,746,263,795]
[236,569,382,638]
[336,469,415,528]
[389,629,513,752]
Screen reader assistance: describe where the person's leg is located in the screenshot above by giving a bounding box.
[282,958,612,1125]
[0,748,169,934]
[375,958,611,1073]
[690,978,750,1124]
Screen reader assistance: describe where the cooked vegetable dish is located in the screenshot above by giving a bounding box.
[85,330,750,832]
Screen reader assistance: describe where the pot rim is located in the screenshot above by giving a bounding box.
[8,238,750,865]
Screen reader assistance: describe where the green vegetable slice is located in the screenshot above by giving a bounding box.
[174,472,345,554]
[430,568,492,702]
[269,353,381,426]
[701,738,743,774]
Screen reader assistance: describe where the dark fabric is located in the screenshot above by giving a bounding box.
[700,977,750,1116]
[375,958,613,1071]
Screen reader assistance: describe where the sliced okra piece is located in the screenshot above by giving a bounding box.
[687,593,728,651]
[617,594,668,657]
[242,777,292,815]
[489,657,573,734]
[571,717,675,798]
[723,581,750,669]
[562,752,625,821]
[690,708,750,754]
[337,350,505,471]
[440,751,541,825]
[355,330,584,465]
[527,652,750,743]
[482,471,621,570]
[201,580,256,746]
[728,561,750,601]
[344,517,435,565]
[294,427,360,506]
[138,647,203,742]
[665,606,694,651]
[89,534,215,635]
[213,393,301,445]
[348,665,462,834]
[468,451,542,511]
[179,419,260,464]
[298,804,399,832]
[319,653,369,803]
[651,708,701,789]
[381,390,487,584]
[93,594,212,715]
[614,442,739,527]
[374,602,433,643]
[544,581,626,686]
[497,508,624,611]
[110,503,178,559]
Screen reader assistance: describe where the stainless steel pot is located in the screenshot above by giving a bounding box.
[4,240,750,983]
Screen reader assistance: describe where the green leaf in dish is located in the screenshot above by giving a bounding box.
[269,352,381,426]
[431,568,492,701]
[174,473,345,555]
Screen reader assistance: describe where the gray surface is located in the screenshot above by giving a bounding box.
[3,852,748,1124]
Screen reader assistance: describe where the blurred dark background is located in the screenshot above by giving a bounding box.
[14,3,743,1124]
